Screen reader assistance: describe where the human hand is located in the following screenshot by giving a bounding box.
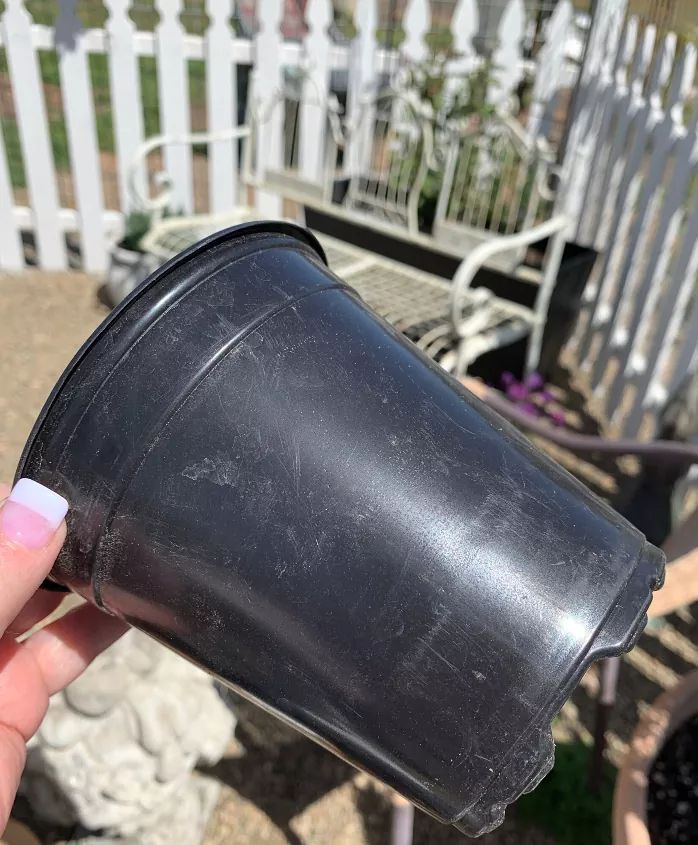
[0,478,128,830]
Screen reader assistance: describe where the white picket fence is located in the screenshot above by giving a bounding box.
[7,0,691,440]
[0,0,583,273]
[561,0,698,438]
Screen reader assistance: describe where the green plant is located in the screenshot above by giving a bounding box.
[401,53,498,126]
[334,7,357,41]
[516,742,614,845]
[393,54,501,231]
[119,205,184,252]
[376,25,405,49]
[424,26,452,56]
[119,210,152,252]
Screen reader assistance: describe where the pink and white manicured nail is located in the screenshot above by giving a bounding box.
[0,478,69,549]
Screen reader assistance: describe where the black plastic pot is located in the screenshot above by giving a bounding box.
[17,222,663,836]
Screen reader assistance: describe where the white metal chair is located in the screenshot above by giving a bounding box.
[129,73,345,264]
[129,125,256,263]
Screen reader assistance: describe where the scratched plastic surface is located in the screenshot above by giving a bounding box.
[18,222,664,836]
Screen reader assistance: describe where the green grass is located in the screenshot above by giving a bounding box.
[0,37,209,190]
[1,116,25,188]
[0,48,25,188]
[89,54,114,153]
[516,742,614,845]
[0,1,213,189]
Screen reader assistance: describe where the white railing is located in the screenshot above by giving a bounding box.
[0,0,582,273]
[561,0,698,438]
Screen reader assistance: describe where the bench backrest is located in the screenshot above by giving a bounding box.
[246,71,344,204]
[433,116,558,271]
[344,90,433,236]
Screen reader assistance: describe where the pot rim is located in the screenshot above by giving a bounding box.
[15,221,326,491]
[613,667,698,845]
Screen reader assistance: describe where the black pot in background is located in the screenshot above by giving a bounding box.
[102,243,159,308]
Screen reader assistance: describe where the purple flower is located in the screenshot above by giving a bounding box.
[500,371,516,387]
[549,410,566,427]
[519,402,541,418]
[524,372,544,391]
[506,382,530,402]
[539,390,555,405]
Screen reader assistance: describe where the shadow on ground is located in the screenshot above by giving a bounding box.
[200,697,555,845]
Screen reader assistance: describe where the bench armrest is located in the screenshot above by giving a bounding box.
[128,126,252,214]
[450,214,570,330]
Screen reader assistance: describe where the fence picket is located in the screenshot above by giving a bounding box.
[205,0,237,212]
[1,0,66,269]
[588,29,674,397]
[623,164,698,435]
[561,1,627,233]
[55,0,107,272]
[300,0,332,184]
[105,0,145,213]
[574,23,656,368]
[450,0,477,61]
[641,202,698,432]
[0,116,23,269]
[622,155,698,430]
[488,0,525,109]
[601,40,696,417]
[577,15,638,250]
[251,0,283,216]
[527,0,573,142]
[589,31,677,394]
[345,0,377,179]
[154,0,193,212]
[402,0,429,65]
[442,0,477,110]
[574,0,627,92]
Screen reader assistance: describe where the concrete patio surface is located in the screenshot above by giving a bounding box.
[1,268,696,845]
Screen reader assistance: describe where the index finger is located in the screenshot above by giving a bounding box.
[0,479,68,636]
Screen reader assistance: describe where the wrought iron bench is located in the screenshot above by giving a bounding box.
[343,89,434,236]
[123,85,568,375]
[335,96,570,374]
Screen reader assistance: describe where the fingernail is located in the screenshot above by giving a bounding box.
[0,478,69,549]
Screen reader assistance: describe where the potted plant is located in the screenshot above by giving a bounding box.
[613,669,698,845]
[103,210,160,307]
